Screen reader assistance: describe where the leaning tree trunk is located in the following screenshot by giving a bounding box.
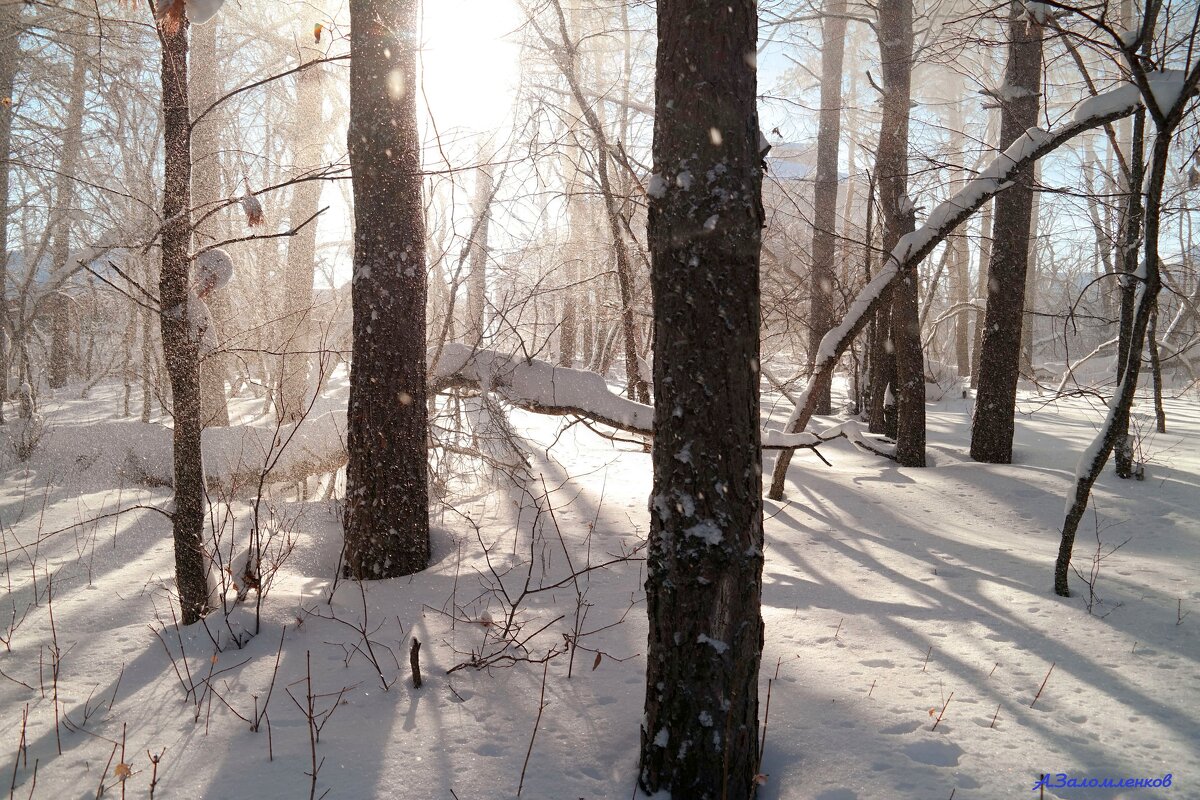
[343,0,430,579]
[159,14,210,624]
[806,0,848,415]
[1055,124,1175,595]
[639,1,764,797]
[876,0,923,466]
[969,2,1043,463]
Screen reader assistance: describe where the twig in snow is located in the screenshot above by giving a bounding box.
[517,661,550,797]
[931,692,953,731]
[1030,663,1055,708]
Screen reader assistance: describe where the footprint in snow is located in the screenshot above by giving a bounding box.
[903,740,964,767]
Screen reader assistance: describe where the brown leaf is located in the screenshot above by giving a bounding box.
[114,763,132,780]
[592,652,602,671]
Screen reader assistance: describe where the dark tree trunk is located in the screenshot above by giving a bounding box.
[807,0,848,415]
[876,0,923,466]
[969,4,1043,463]
[48,293,71,389]
[159,16,210,625]
[343,0,430,579]
[639,2,764,797]
[1148,303,1166,433]
[867,299,894,435]
[1113,107,1146,478]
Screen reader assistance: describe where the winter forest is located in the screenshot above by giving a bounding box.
[0,0,1197,797]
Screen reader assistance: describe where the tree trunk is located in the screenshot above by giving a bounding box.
[1020,160,1041,376]
[45,33,88,390]
[159,15,210,625]
[876,0,923,466]
[969,2,1043,463]
[807,0,848,415]
[0,4,23,422]
[467,161,493,346]
[970,199,993,386]
[1113,107,1146,478]
[948,101,971,378]
[1148,303,1166,433]
[190,19,231,427]
[277,26,328,423]
[639,2,764,796]
[343,0,430,579]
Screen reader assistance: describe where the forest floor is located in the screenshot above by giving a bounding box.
[0,374,1196,799]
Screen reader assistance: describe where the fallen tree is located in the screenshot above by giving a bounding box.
[93,343,849,493]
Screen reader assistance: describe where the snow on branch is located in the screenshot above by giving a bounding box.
[778,83,1145,443]
[433,343,654,435]
[434,344,843,451]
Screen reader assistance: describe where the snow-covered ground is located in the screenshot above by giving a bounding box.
[0,379,1195,799]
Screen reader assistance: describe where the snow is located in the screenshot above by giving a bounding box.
[684,519,723,545]
[435,343,655,433]
[1073,72,1187,123]
[2,381,1196,799]
[696,633,728,654]
[186,0,226,25]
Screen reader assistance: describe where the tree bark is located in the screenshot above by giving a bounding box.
[159,14,211,624]
[807,0,848,415]
[969,3,1043,463]
[343,0,430,579]
[1113,108,1145,478]
[876,0,923,466]
[639,2,764,796]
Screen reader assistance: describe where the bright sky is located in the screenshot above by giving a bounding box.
[418,0,523,140]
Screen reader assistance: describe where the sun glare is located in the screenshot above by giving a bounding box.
[419,0,522,139]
